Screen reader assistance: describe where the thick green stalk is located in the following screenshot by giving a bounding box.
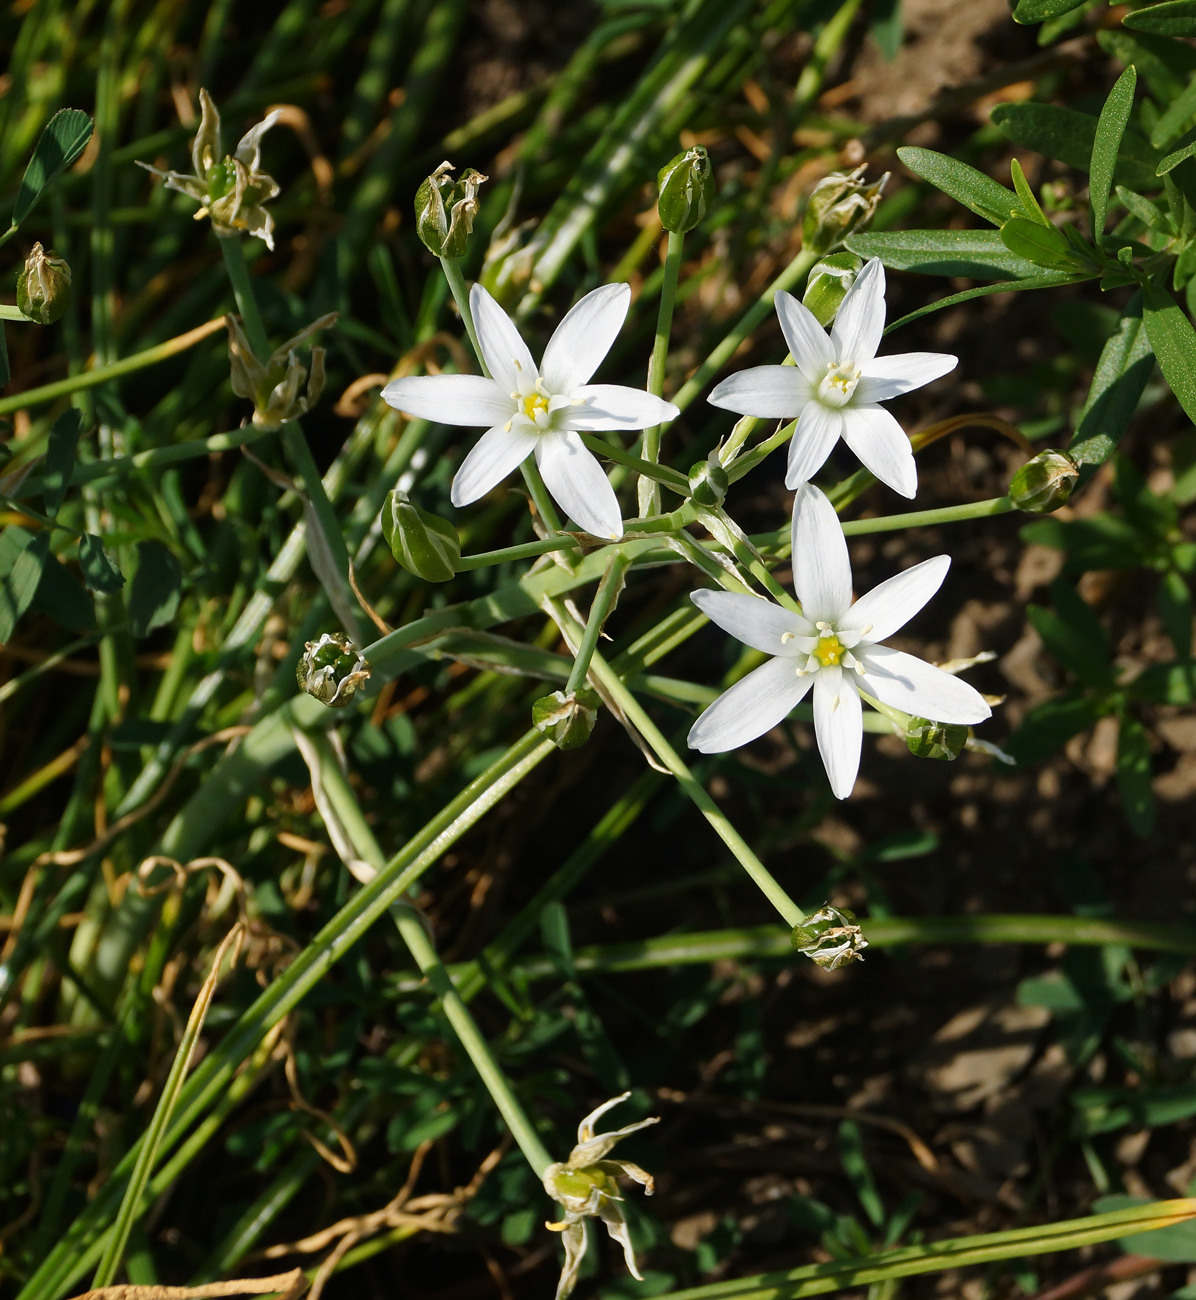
[440,255,485,373]
[521,457,566,535]
[638,228,684,516]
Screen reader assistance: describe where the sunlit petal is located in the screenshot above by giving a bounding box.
[566,385,678,431]
[791,483,851,623]
[774,291,836,383]
[382,373,512,427]
[450,424,539,505]
[855,351,957,403]
[839,404,917,498]
[839,555,950,643]
[709,365,812,418]
[687,657,814,753]
[858,645,992,724]
[535,431,623,540]
[830,257,885,364]
[691,589,811,656]
[469,284,538,393]
[784,401,843,488]
[813,668,862,799]
[540,283,630,393]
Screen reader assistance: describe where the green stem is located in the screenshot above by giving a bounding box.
[0,319,225,417]
[440,256,486,375]
[579,432,690,493]
[0,304,34,321]
[456,535,583,570]
[639,228,684,516]
[565,551,631,696]
[545,598,804,927]
[217,234,269,356]
[521,457,565,535]
[312,738,555,1176]
[792,0,865,119]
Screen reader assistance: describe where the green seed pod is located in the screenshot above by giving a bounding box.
[17,243,71,325]
[791,903,867,971]
[1009,449,1079,514]
[381,490,460,583]
[657,145,714,233]
[801,166,888,256]
[415,161,488,259]
[532,687,600,750]
[687,454,729,507]
[296,632,371,708]
[905,717,968,761]
[801,251,863,327]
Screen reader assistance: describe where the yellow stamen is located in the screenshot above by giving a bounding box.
[522,391,550,420]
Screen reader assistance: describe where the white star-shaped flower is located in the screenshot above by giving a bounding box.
[707,258,956,498]
[382,283,678,541]
[687,483,990,798]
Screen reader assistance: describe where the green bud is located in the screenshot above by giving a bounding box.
[532,687,600,750]
[296,632,370,708]
[687,454,729,507]
[17,243,71,325]
[801,166,888,256]
[905,717,968,761]
[380,490,460,583]
[657,145,714,233]
[415,161,488,259]
[1008,448,1079,514]
[801,251,862,326]
[791,903,867,971]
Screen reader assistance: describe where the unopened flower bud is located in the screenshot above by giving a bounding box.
[296,632,370,708]
[905,717,968,761]
[657,145,714,233]
[17,243,71,325]
[532,688,600,750]
[791,903,867,971]
[415,161,488,259]
[802,166,888,256]
[801,251,862,326]
[1009,449,1079,514]
[380,490,459,583]
[687,454,729,507]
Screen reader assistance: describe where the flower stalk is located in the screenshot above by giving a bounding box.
[638,228,684,516]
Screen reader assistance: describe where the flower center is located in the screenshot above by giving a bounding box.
[521,391,550,420]
[813,633,845,667]
[817,361,860,408]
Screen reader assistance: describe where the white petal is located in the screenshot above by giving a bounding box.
[540,283,629,393]
[774,291,835,383]
[858,645,992,724]
[535,431,623,540]
[813,668,862,799]
[830,257,886,365]
[566,385,678,431]
[451,424,539,505]
[382,374,512,427]
[469,284,538,393]
[709,366,812,418]
[791,482,852,623]
[784,402,843,489]
[687,656,814,753]
[839,555,950,643]
[234,110,280,169]
[855,351,958,404]
[691,589,810,656]
[839,405,917,499]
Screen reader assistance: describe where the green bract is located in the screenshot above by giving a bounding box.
[801,250,862,325]
[905,717,969,761]
[532,687,600,750]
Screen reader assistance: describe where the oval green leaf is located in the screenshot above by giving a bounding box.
[1090,65,1137,236]
[896,145,1028,225]
[1013,0,1089,21]
[12,108,94,226]
[1123,0,1196,36]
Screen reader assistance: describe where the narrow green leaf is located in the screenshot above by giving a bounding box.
[1158,569,1193,656]
[1000,216,1080,270]
[846,228,1043,278]
[1027,587,1112,687]
[1115,183,1169,231]
[1068,291,1154,468]
[1013,0,1089,21]
[1095,1195,1196,1260]
[42,408,82,518]
[1150,71,1196,149]
[895,145,1027,225]
[991,101,1160,191]
[1090,65,1137,237]
[1158,124,1196,175]
[0,530,50,642]
[12,109,94,226]
[1143,279,1196,425]
[1124,0,1196,36]
[838,1122,885,1229]
[78,534,124,593]
[127,541,182,638]
[1010,157,1050,224]
[1117,715,1155,837]
[883,271,1086,335]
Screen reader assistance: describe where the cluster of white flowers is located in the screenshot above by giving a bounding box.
[383,256,991,801]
